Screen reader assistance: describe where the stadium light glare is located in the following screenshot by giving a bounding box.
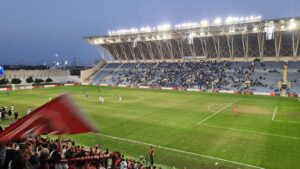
[214,17,222,25]
[288,22,297,30]
[157,24,171,31]
[226,17,233,24]
[257,16,262,20]
[140,26,152,32]
[164,33,172,39]
[175,22,199,29]
[200,20,209,26]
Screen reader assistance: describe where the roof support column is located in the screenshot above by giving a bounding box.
[292,30,300,57]
[119,43,129,61]
[188,40,196,59]
[165,40,174,60]
[137,42,146,61]
[213,36,221,59]
[227,35,234,59]
[155,41,164,60]
[242,34,249,58]
[257,32,265,59]
[127,43,137,62]
[175,39,184,58]
[111,44,121,61]
[99,45,113,61]
[274,31,282,59]
[200,37,208,59]
[144,41,155,61]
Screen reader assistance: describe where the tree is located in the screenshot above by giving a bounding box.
[45,78,53,83]
[0,78,8,85]
[11,78,22,84]
[26,76,33,83]
[34,78,44,84]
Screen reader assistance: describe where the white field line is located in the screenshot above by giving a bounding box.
[207,104,226,113]
[273,119,300,124]
[271,106,300,124]
[272,106,278,121]
[94,133,264,169]
[198,99,240,124]
[200,123,300,140]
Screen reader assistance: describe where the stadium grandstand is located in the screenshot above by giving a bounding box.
[2,14,300,169]
[84,16,300,96]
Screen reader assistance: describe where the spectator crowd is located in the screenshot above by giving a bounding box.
[112,61,278,92]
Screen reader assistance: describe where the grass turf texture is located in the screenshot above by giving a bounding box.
[1,86,300,169]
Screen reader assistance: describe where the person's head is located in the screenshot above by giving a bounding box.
[11,152,26,169]
[19,142,29,153]
[40,148,50,160]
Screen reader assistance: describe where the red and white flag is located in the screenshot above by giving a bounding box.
[0,94,97,143]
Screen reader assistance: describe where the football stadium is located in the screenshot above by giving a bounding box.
[1,1,300,169]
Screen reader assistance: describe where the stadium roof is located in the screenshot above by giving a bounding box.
[85,16,300,61]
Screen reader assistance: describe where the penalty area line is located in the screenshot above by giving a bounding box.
[200,123,300,140]
[94,133,264,169]
[272,106,277,121]
[198,98,240,125]
[273,119,300,124]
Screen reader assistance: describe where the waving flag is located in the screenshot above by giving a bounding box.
[0,94,97,143]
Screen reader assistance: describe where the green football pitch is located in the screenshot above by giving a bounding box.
[1,86,300,169]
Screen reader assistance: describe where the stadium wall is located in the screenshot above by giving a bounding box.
[2,69,79,84]
[80,60,106,83]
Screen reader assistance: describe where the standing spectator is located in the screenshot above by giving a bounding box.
[27,107,32,115]
[1,107,6,121]
[39,148,50,169]
[10,105,15,116]
[103,149,109,168]
[0,126,6,169]
[149,146,154,166]
[14,111,19,121]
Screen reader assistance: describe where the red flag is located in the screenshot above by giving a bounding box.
[0,94,97,143]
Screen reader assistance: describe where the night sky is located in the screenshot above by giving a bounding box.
[1,0,299,65]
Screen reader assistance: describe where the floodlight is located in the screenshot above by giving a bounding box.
[288,22,297,30]
[257,16,262,20]
[226,17,233,24]
[157,24,171,31]
[140,27,152,32]
[214,18,222,25]
[200,20,209,26]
